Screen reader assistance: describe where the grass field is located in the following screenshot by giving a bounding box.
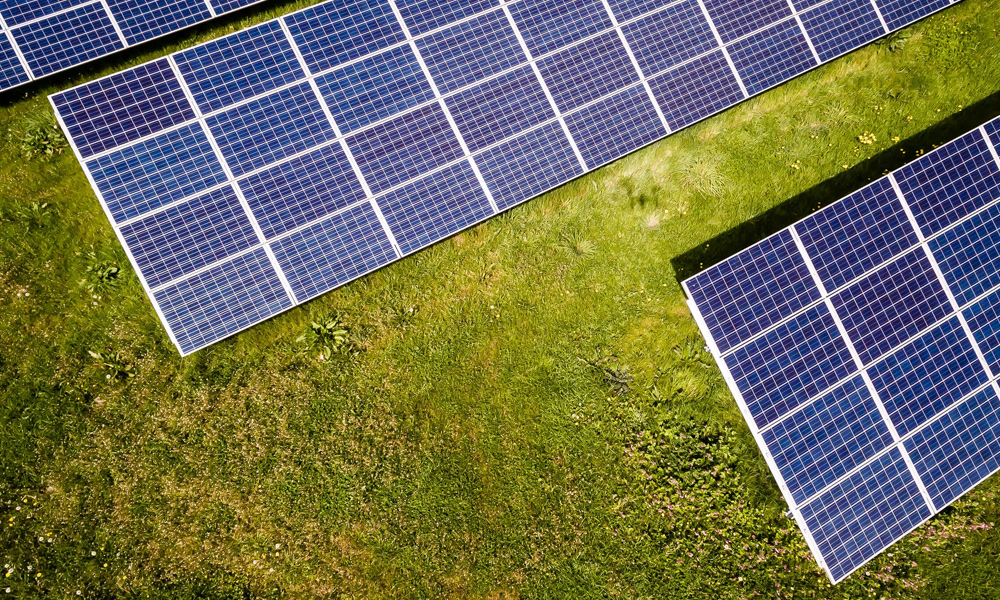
[2,1,1000,598]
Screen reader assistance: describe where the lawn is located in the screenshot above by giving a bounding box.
[2,1,1000,598]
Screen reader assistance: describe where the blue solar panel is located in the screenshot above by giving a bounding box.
[727,19,816,96]
[905,386,1000,508]
[647,50,746,130]
[347,103,464,194]
[120,186,259,288]
[800,447,932,582]
[685,115,1000,582]
[211,0,263,14]
[894,129,1000,238]
[271,201,398,302]
[206,83,337,178]
[475,121,583,210]
[564,84,665,167]
[0,0,268,93]
[724,303,855,430]
[416,10,526,94]
[377,161,494,255]
[800,0,885,62]
[762,375,894,505]
[12,3,123,77]
[702,0,792,43]
[316,45,435,134]
[830,249,952,365]
[446,66,555,152]
[239,143,367,239]
[538,31,639,113]
[154,248,292,354]
[796,177,919,291]
[877,0,951,31]
[685,229,821,353]
[87,123,228,224]
[173,20,305,114]
[509,0,613,57]
[52,0,960,362]
[621,0,718,76]
[930,201,1000,307]
[868,317,989,436]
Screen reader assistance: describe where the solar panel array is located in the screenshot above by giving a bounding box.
[0,0,267,93]
[50,0,959,354]
[683,115,1000,583]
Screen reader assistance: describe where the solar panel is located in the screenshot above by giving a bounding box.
[0,0,269,94]
[683,115,1000,582]
[51,0,960,355]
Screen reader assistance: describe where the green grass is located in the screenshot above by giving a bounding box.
[2,1,1000,597]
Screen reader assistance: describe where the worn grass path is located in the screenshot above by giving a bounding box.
[1,1,1000,598]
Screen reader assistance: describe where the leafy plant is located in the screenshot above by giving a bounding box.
[880,28,913,52]
[18,112,66,161]
[87,348,135,381]
[80,252,121,293]
[7,201,54,229]
[297,313,352,360]
[556,228,597,257]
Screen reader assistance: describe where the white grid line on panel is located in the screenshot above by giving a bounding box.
[869,0,891,33]
[164,55,298,304]
[203,1,217,18]
[684,294,830,577]
[694,0,749,98]
[788,227,938,513]
[8,1,102,30]
[385,0,500,215]
[784,0,822,65]
[499,0,589,171]
[598,0,672,134]
[0,13,33,79]
[982,125,1000,167]
[98,0,130,48]
[48,95,183,352]
[276,16,403,258]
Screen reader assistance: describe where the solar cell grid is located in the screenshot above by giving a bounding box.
[726,18,816,95]
[929,201,1000,307]
[508,0,613,57]
[620,0,718,76]
[564,83,665,167]
[799,0,886,61]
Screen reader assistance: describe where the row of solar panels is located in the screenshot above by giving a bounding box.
[0,0,269,92]
[684,116,1000,582]
[50,0,959,355]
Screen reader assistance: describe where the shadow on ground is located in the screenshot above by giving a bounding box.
[671,92,1000,284]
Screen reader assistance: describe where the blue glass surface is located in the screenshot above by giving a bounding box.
[727,19,816,96]
[396,0,497,36]
[317,45,434,134]
[905,386,1000,508]
[376,160,494,255]
[0,33,29,90]
[796,177,919,292]
[964,288,1000,376]
[87,123,228,224]
[476,121,583,210]
[174,20,305,114]
[685,229,821,354]
[930,201,1000,307]
[538,31,639,113]
[120,186,259,288]
[800,447,931,582]
[621,0,717,76]
[284,0,405,74]
[239,143,367,239]
[509,0,612,57]
[647,50,745,130]
[416,9,525,94]
[446,66,554,152]
[763,375,894,505]
[106,0,210,45]
[877,0,950,31]
[724,303,855,430]
[564,84,665,167]
[830,249,952,365]
[0,0,83,27]
[154,248,292,355]
[211,0,263,14]
[800,0,885,61]
[52,58,195,159]
[206,82,336,178]
[12,3,123,77]
[868,316,988,437]
[894,129,1000,238]
[702,0,791,43]
[271,201,397,301]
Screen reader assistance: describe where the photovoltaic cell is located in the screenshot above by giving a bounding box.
[905,386,1000,508]
[727,19,816,96]
[12,3,123,77]
[702,0,792,43]
[868,317,988,437]
[1,1,84,27]
[799,0,885,62]
[0,35,29,90]
[877,0,951,32]
[762,375,894,505]
[52,0,961,363]
[685,116,1000,583]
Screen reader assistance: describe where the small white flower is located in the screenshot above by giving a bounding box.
[77,591,82,596]
[47,538,53,543]
[39,536,44,542]
[274,543,281,550]
[252,560,258,565]
[90,551,96,556]
[4,587,10,593]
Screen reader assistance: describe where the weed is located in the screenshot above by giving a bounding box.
[6,201,54,229]
[297,313,352,360]
[18,113,66,161]
[880,28,914,52]
[87,348,135,382]
[79,252,121,294]
[556,228,597,257]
